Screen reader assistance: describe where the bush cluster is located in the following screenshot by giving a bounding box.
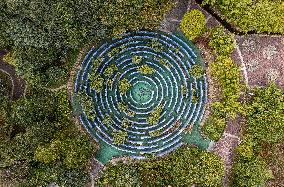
[0,0,173,87]
[209,26,235,56]
[202,26,241,141]
[118,78,131,95]
[190,64,205,78]
[231,84,284,186]
[146,104,164,125]
[112,130,128,145]
[137,64,156,74]
[97,146,224,186]
[180,9,206,40]
[0,88,96,186]
[203,0,284,34]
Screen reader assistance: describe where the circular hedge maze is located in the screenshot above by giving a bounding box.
[74,30,210,164]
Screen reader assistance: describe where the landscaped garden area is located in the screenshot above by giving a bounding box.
[0,0,284,186]
[73,30,211,164]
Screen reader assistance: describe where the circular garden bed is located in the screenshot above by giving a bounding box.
[73,30,210,164]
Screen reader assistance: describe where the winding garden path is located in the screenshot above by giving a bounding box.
[0,50,25,100]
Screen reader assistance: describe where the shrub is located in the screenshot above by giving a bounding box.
[98,146,224,186]
[190,64,204,78]
[209,26,235,56]
[149,38,164,52]
[45,66,67,88]
[209,56,242,118]
[121,118,130,129]
[118,78,131,95]
[96,162,141,187]
[246,83,284,143]
[230,157,273,187]
[103,64,118,78]
[3,51,17,66]
[230,84,284,186]
[90,75,104,93]
[149,129,163,137]
[203,0,284,34]
[102,115,112,126]
[118,102,128,113]
[132,56,142,64]
[202,112,226,141]
[146,104,164,125]
[180,9,206,40]
[112,130,128,145]
[137,64,155,74]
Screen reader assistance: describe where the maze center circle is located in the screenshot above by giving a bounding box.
[131,81,153,104]
[74,30,208,158]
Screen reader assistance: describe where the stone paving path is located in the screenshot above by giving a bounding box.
[0,51,25,100]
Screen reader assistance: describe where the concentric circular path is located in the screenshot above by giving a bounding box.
[74,30,210,164]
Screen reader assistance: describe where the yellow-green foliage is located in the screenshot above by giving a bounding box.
[3,51,17,66]
[231,84,284,186]
[137,64,155,74]
[191,87,198,103]
[190,64,204,78]
[231,157,273,187]
[121,118,130,129]
[35,140,61,164]
[209,26,235,56]
[118,78,131,94]
[92,57,104,71]
[180,9,206,40]
[209,56,242,118]
[103,64,118,77]
[35,131,95,169]
[90,75,104,93]
[118,102,128,112]
[132,56,142,64]
[146,104,164,125]
[102,115,112,126]
[112,130,128,145]
[203,0,284,34]
[97,146,224,186]
[159,59,169,67]
[149,38,164,52]
[149,129,163,137]
[202,110,226,141]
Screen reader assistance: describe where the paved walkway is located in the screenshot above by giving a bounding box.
[0,51,25,100]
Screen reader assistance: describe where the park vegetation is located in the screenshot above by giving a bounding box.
[1,0,284,186]
[180,9,206,40]
[0,0,174,186]
[202,0,284,34]
[97,146,224,186]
